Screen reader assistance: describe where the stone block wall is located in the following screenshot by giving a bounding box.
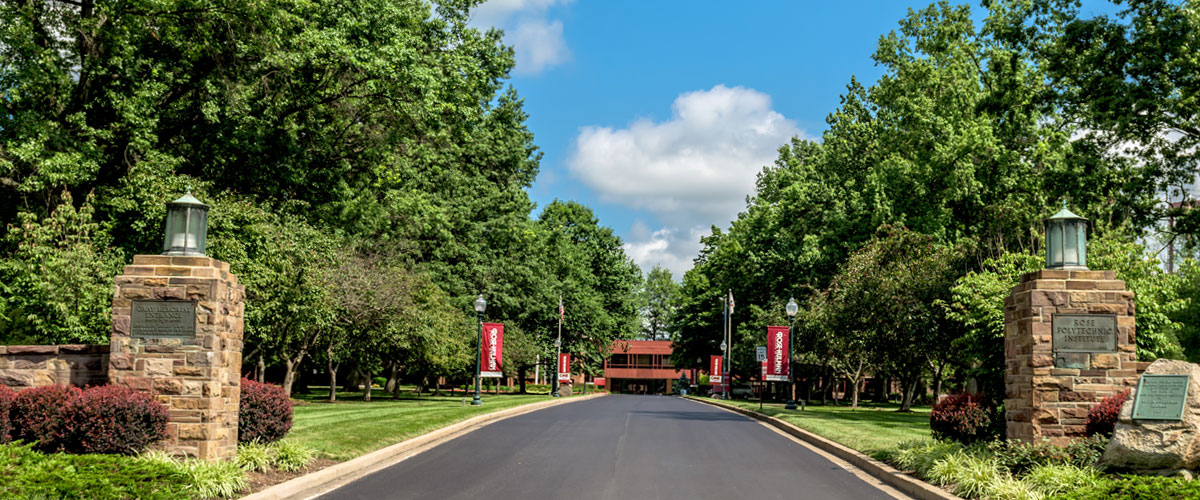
[0,345,109,389]
[108,255,245,460]
[1004,269,1147,444]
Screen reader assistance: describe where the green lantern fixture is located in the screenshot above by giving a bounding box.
[1045,202,1087,270]
[162,190,209,257]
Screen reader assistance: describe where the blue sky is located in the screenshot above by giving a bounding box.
[470,1,1121,278]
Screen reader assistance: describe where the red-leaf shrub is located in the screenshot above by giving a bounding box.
[1087,389,1130,437]
[0,385,14,443]
[239,378,293,443]
[930,393,996,444]
[64,385,169,455]
[11,385,80,451]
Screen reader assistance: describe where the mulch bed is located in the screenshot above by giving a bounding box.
[245,458,338,495]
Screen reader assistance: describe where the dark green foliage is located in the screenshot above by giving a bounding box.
[0,443,191,500]
[988,435,1108,476]
[239,378,293,444]
[1045,474,1200,500]
[930,393,996,444]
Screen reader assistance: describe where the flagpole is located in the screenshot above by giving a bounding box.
[554,295,563,398]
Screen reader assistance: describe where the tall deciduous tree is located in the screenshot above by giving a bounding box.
[640,265,679,340]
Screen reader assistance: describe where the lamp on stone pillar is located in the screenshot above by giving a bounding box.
[1045,202,1087,270]
[163,190,209,256]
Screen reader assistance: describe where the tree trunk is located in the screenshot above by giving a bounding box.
[282,350,306,396]
[385,362,399,394]
[257,355,266,383]
[899,377,919,412]
[327,351,338,402]
[362,368,373,402]
[931,361,946,404]
[518,368,528,394]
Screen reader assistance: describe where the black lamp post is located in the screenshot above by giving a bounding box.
[472,295,486,406]
[163,190,209,256]
[1045,202,1088,270]
[784,297,799,410]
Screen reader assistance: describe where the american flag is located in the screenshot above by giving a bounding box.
[728,291,734,314]
[559,296,564,321]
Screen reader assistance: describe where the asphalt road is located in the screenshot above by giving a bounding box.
[319,395,898,500]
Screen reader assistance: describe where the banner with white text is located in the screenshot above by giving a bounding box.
[558,353,572,383]
[710,355,723,384]
[766,326,790,382]
[480,322,503,378]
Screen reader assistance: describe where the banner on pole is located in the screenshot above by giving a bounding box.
[480,323,504,378]
[761,361,768,380]
[557,353,571,383]
[766,326,790,382]
[710,355,723,384]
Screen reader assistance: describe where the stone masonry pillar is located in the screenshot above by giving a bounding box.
[1004,269,1140,444]
[108,255,244,460]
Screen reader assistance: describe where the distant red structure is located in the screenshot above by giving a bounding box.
[603,340,686,394]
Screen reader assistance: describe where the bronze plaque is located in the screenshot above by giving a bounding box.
[1132,374,1190,421]
[1052,314,1117,353]
[131,300,196,338]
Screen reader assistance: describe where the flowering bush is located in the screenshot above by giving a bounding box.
[11,384,80,451]
[1087,389,1130,437]
[930,393,996,444]
[239,378,293,443]
[65,385,169,454]
[0,385,14,443]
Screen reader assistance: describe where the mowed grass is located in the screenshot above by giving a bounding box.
[717,399,933,458]
[288,389,559,461]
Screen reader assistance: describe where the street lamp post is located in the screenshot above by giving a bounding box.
[552,337,562,397]
[472,295,487,406]
[785,297,799,410]
[719,340,727,399]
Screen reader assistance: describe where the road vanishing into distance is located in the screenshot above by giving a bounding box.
[319,395,902,500]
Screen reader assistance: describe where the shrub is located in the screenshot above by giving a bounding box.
[927,451,1005,499]
[271,440,316,472]
[930,393,996,444]
[1024,463,1101,497]
[887,439,965,477]
[0,385,14,444]
[239,378,293,444]
[1087,390,1130,437]
[1045,474,1200,500]
[177,456,249,498]
[0,442,190,500]
[234,442,273,472]
[988,435,1107,475]
[11,385,80,451]
[65,385,169,455]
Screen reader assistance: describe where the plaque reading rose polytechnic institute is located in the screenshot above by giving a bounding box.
[1052,314,1117,353]
[130,300,196,338]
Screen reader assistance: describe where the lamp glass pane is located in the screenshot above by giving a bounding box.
[1078,223,1087,268]
[187,208,206,253]
[169,208,189,250]
[1048,222,1063,266]
[1063,221,1079,265]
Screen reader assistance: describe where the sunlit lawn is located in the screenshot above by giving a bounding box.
[716,398,933,459]
[289,386,564,461]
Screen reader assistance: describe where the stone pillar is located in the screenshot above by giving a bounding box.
[1004,269,1140,444]
[108,255,244,460]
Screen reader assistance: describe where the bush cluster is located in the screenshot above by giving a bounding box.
[0,385,14,443]
[929,393,996,444]
[1046,474,1200,500]
[3,385,168,454]
[239,378,293,444]
[233,440,316,473]
[987,435,1107,475]
[1086,389,1130,437]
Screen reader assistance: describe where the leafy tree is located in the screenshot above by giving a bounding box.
[1089,230,1187,360]
[0,190,122,344]
[639,265,679,340]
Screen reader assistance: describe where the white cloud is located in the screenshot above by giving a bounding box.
[570,85,805,275]
[471,0,571,75]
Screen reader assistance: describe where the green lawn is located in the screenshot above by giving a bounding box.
[289,388,579,461]
[713,398,933,458]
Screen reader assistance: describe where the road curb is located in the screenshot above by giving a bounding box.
[686,397,961,500]
[242,393,608,500]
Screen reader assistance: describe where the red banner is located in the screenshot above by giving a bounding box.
[761,361,767,380]
[557,353,571,383]
[480,323,503,378]
[710,355,723,384]
[766,326,790,382]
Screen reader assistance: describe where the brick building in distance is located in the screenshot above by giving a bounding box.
[602,340,687,394]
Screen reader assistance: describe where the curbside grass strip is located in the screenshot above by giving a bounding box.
[686,397,961,500]
[241,393,607,500]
